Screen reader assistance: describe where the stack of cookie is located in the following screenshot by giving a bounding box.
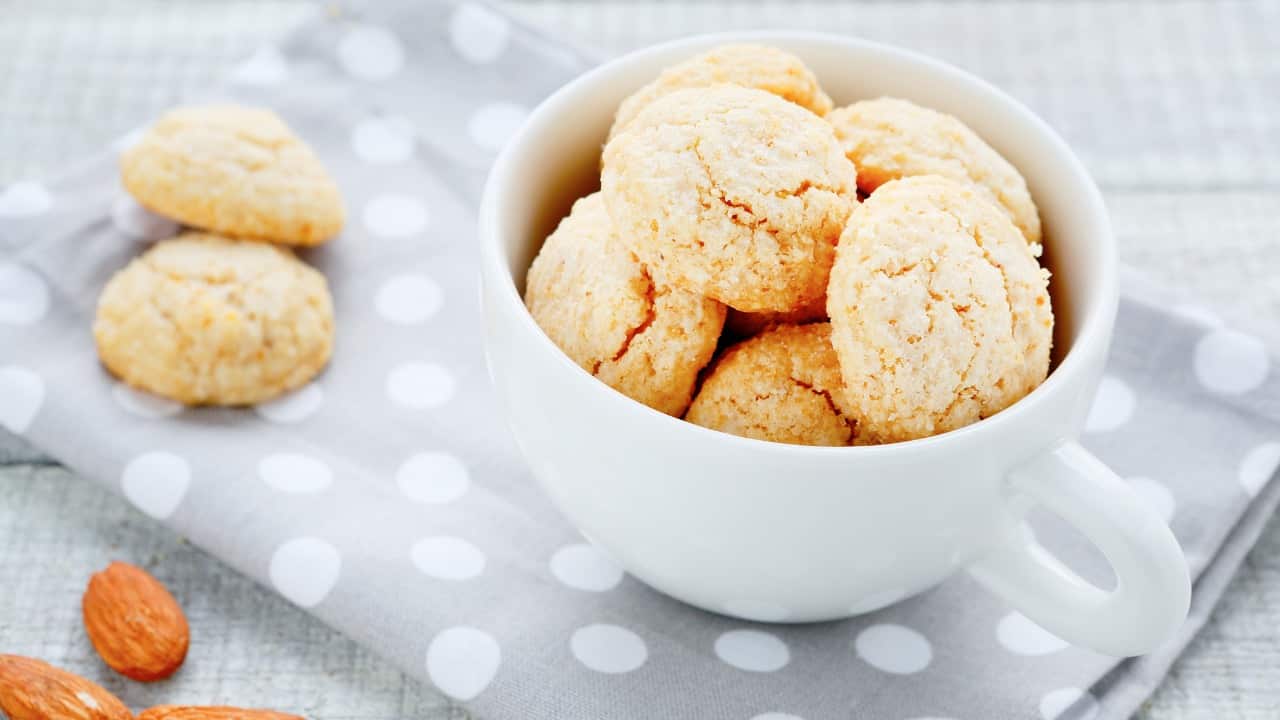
[526,44,1053,446]
[95,105,343,406]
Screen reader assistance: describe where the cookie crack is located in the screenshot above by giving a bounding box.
[937,209,1007,421]
[593,263,657,375]
[689,136,785,243]
[790,375,857,442]
[143,280,203,385]
[142,259,309,390]
[945,207,1018,354]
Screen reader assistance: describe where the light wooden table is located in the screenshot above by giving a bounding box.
[2,2,1278,718]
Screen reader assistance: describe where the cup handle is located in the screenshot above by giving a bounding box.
[966,440,1190,656]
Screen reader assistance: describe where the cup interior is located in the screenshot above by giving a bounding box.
[484,32,1116,438]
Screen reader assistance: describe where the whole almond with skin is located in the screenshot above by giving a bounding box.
[83,561,190,681]
[0,654,133,720]
[138,707,304,720]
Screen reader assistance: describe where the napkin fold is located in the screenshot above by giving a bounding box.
[2,2,1278,718]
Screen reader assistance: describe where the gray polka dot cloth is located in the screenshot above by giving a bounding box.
[2,2,1278,719]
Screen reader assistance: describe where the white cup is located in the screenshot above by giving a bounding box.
[479,32,1190,656]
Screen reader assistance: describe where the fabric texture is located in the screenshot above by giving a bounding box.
[1,2,1277,719]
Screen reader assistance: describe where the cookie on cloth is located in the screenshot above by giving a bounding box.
[826,175,1052,444]
[686,323,858,446]
[827,97,1042,245]
[609,43,833,140]
[603,85,857,313]
[121,104,344,246]
[94,232,334,405]
[525,192,726,417]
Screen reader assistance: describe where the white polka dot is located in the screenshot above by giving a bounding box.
[1195,328,1269,395]
[750,714,806,720]
[387,362,455,409]
[1128,476,1176,523]
[411,536,486,580]
[723,599,790,622]
[855,624,932,674]
[848,587,906,614]
[113,127,146,153]
[1039,687,1099,720]
[351,115,415,164]
[1174,303,1223,328]
[110,194,178,241]
[449,3,511,64]
[397,452,470,504]
[571,624,647,674]
[121,451,190,520]
[337,25,404,80]
[427,626,501,701]
[230,45,289,86]
[550,543,623,592]
[0,262,50,325]
[254,382,324,423]
[714,629,790,672]
[996,611,1070,655]
[112,382,182,419]
[0,366,44,433]
[363,194,429,238]
[258,453,333,494]
[0,181,52,217]
[269,537,341,608]
[1239,442,1280,497]
[376,274,443,325]
[1084,375,1135,433]
[467,102,528,152]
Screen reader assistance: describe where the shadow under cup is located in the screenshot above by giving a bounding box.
[480,33,1119,623]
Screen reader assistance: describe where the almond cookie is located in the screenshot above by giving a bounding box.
[724,293,828,339]
[609,44,832,140]
[827,97,1042,245]
[94,232,334,405]
[827,175,1052,443]
[686,323,857,446]
[121,105,344,246]
[525,192,726,416]
[603,85,857,313]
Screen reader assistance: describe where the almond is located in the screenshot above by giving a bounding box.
[138,706,304,720]
[83,561,190,681]
[0,654,133,720]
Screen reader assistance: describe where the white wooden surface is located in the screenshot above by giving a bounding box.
[2,2,1278,718]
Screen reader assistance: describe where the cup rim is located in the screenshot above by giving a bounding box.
[480,30,1118,457]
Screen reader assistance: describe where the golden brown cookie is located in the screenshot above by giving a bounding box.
[686,323,857,446]
[724,293,828,339]
[603,85,857,313]
[827,97,1042,245]
[525,192,726,416]
[609,44,832,140]
[121,105,344,246]
[94,232,334,405]
[827,176,1052,443]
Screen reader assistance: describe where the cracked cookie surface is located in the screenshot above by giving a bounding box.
[827,175,1052,443]
[827,97,1042,245]
[121,104,344,246]
[94,232,334,405]
[609,44,832,140]
[686,323,858,446]
[603,85,857,313]
[525,192,726,416]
